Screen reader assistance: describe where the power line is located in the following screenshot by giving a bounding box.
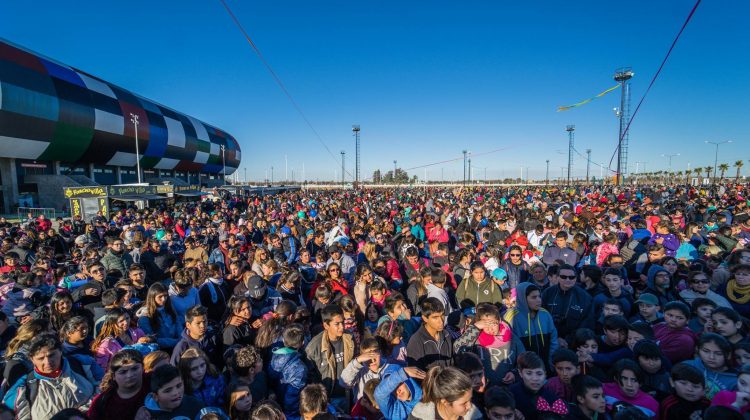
[218,0,354,179]
[606,0,702,171]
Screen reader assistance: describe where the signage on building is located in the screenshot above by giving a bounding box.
[64,186,108,198]
[107,185,158,196]
[20,163,47,169]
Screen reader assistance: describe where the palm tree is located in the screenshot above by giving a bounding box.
[719,163,730,181]
[697,167,705,185]
[685,169,692,185]
[705,166,715,183]
[735,160,744,182]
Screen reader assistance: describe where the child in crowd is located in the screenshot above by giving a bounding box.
[504,284,558,368]
[653,301,697,364]
[509,351,568,420]
[373,365,425,420]
[684,333,738,399]
[659,362,710,420]
[711,306,747,345]
[269,323,308,418]
[629,293,663,325]
[178,347,226,408]
[633,340,671,400]
[590,315,630,370]
[484,386,523,420]
[602,359,659,418]
[350,378,384,420]
[340,337,391,401]
[711,364,750,414]
[734,341,750,367]
[546,349,579,402]
[454,352,489,416]
[689,298,716,333]
[375,319,407,365]
[569,375,609,420]
[139,364,203,419]
[453,303,522,386]
[570,329,607,381]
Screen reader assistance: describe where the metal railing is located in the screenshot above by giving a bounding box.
[17,207,56,223]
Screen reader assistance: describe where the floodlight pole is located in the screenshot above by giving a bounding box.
[129,113,142,184]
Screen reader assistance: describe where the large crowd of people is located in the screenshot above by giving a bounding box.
[0,182,749,420]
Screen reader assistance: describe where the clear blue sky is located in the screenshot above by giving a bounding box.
[3,1,748,182]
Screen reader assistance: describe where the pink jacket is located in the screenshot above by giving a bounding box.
[95,328,146,369]
[596,242,620,266]
[427,227,449,244]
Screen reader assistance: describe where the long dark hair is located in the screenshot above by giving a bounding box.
[144,283,176,332]
[49,290,75,332]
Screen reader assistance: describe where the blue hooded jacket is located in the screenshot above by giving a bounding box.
[269,347,307,419]
[374,365,422,420]
[503,282,558,366]
[644,265,677,308]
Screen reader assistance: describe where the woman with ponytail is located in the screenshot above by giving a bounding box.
[409,366,481,420]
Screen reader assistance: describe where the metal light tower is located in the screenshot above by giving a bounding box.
[614,67,634,185]
[468,158,472,182]
[705,140,732,183]
[586,149,592,183]
[545,160,550,185]
[220,144,226,185]
[462,150,468,185]
[340,150,345,186]
[565,125,575,185]
[352,125,361,188]
[129,113,142,184]
[393,160,397,184]
[270,166,274,184]
[662,153,679,183]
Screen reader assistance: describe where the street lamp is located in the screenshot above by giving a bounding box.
[705,140,732,183]
[661,153,679,184]
[462,150,468,185]
[129,113,142,184]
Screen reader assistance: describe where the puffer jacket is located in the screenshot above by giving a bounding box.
[269,347,308,418]
[99,248,134,276]
[503,282,559,367]
[2,358,95,420]
[304,331,354,395]
[374,365,422,420]
[408,401,482,420]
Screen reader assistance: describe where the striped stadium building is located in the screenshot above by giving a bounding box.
[0,38,241,212]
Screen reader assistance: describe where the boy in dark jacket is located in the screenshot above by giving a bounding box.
[633,340,671,401]
[568,375,610,420]
[509,352,568,420]
[659,363,710,420]
[171,305,219,367]
[405,297,453,371]
[269,323,308,419]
